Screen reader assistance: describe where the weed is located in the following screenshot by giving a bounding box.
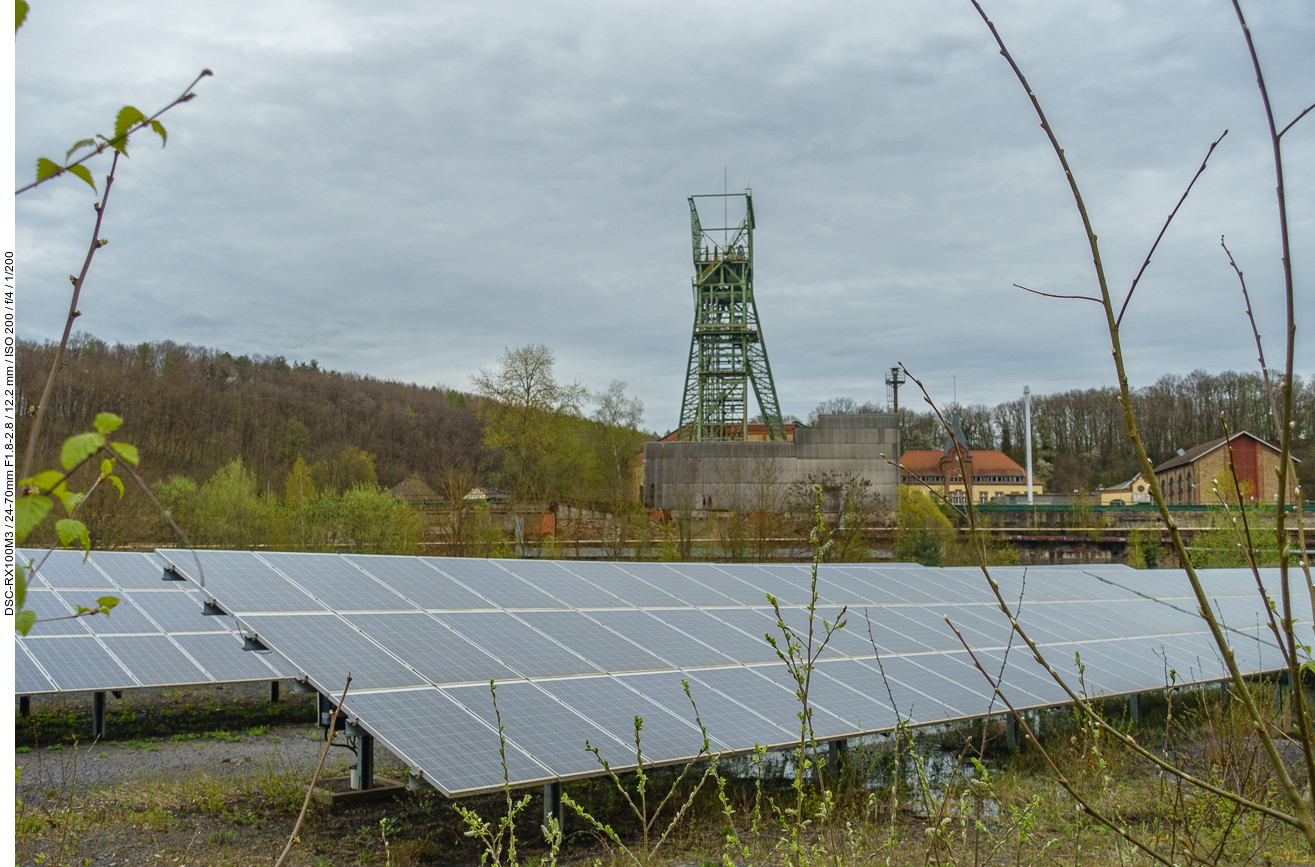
[16,746,31,754]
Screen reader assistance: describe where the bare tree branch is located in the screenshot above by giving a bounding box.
[1014,283,1103,303]
[1115,131,1228,327]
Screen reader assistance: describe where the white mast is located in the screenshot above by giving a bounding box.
[1024,385,1033,505]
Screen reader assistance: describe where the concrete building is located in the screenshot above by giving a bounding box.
[641,413,899,513]
[1095,472,1151,506]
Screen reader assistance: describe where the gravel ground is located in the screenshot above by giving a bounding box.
[16,722,413,809]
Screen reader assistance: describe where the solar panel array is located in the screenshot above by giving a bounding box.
[16,549,296,695]
[154,550,1291,797]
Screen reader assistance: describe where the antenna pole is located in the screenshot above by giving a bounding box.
[1024,385,1033,506]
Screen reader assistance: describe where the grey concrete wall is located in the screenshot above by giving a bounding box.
[642,414,899,513]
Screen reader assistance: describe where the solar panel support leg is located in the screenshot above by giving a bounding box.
[92,691,107,739]
[543,781,564,837]
[351,731,374,791]
[1005,714,1019,752]
[829,739,848,781]
[1129,693,1141,725]
[1220,680,1230,709]
[19,696,30,718]
[269,681,280,703]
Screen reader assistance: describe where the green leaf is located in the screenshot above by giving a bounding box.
[94,413,123,434]
[97,596,120,612]
[16,0,28,32]
[106,475,125,499]
[100,458,114,476]
[150,119,167,147]
[23,470,66,494]
[65,138,96,160]
[16,564,27,610]
[16,496,53,542]
[15,610,35,636]
[65,164,96,191]
[56,518,90,553]
[36,157,61,181]
[114,105,146,143]
[109,442,139,465]
[60,491,85,513]
[60,431,104,469]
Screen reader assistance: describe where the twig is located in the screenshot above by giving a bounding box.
[16,70,212,195]
[118,459,206,588]
[20,151,120,482]
[1115,131,1228,327]
[947,619,1178,867]
[1014,283,1102,304]
[275,676,351,867]
[1278,101,1314,139]
[1220,236,1278,429]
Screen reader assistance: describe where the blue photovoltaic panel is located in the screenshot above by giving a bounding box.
[347,612,518,684]
[160,550,327,613]
[557,562,688,607]
[641,567,741,606]
[687,665,853,740]
[239,613,427,690]
[14,641,57,694]
[172,632,289,682]
[502,561,629,608]
[21,589,87,636]
[26,552,117,590]
[515,611,671,673]
[99,635,211,687]
[346,555,493,610]
[128,590,224,633]
[23,636,137,692]
[537,675,709,763]
[590,610,734,668]
[753,661,898,733]
[261,552,416,611]
[651,609,780,665]
[435,612,601,678]
[431,559,565,609]
[663,564,764,606]
[91,551,175,589]
[79,597,161,635]
[448,680,633,777]
[620,670,795,750]
[343,687,551,795]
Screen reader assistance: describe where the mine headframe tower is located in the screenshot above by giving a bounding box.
[677,191,786,442]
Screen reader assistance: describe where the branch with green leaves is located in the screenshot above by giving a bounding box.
[18,68,212,195]
[13,412,138,635]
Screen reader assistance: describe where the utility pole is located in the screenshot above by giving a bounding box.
[1024,385,1033,506]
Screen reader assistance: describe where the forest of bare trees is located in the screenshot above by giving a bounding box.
[893,369,1315,494]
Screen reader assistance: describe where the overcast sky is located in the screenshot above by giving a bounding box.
[15,1,1315,433]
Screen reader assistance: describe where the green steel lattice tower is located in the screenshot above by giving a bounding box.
[677,192,786,442]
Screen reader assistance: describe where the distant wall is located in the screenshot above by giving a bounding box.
[642,414,899,513]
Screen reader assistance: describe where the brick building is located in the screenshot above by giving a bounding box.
[898,411,1041,505]
[1152,431,1297,505]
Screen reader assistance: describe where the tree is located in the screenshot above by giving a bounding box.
[471,344,588,502]
[894,484,954,566]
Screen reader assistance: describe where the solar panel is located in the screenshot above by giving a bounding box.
[619,670,795,750]
[446,680,632,777]
[343,687,551,795]
[16,550,292,695]
[154,551,1295,796]
[23,636,137,692]
[260,552,415,611]
[14,641,57,694]
[514,611,671,673]
[535,675,709,764]
[161,550,327,613]
[346,555,494,610]
[432,559,566,609]
[347,612,519,684]
[434,612,601,677]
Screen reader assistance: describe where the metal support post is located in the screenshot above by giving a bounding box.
[1005,714,1019,751]
[1129,693,1141,724]
[543,781,564,836]
[269,681,280,703]
[318,692,333,730]
[92,691,107,738]
[828,738,848,780]
[1220,679,1231,709]
[19,696,30,717]
[348,725,374,791]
